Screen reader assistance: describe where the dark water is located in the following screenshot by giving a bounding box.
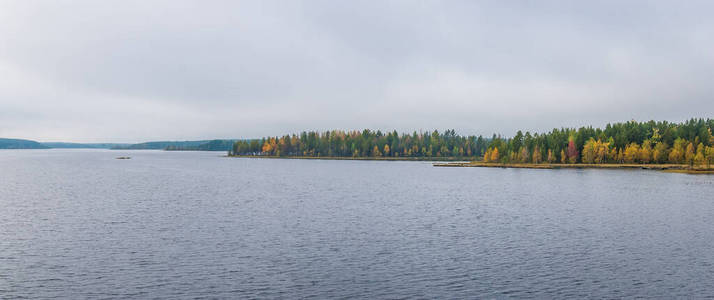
[2,149,714,298]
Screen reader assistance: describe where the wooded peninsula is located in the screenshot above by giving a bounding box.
[230,119,714,169]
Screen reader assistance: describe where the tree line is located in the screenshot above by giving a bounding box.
[231,129,489,158]
[482,118,713,166]
[231,119,714,166]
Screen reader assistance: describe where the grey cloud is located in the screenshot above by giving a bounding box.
[0,1,712,142]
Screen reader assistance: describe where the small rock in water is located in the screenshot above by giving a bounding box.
[116,156,131,159]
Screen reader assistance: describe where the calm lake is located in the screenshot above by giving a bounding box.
[2,149,714,298]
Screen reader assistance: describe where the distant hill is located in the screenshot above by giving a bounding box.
[0,138,50,149]
[42,142,130,149]
[111,140,213,150]
[165,139,237,151]
[1,138,237,151]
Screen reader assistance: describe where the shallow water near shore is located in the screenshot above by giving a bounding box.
[2,149,714,298]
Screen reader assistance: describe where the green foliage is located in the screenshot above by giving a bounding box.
[114,140,211,150]
[165,140,236,151]
[231,129,487,158]
[231,119,714,164]
[478,118,712,164]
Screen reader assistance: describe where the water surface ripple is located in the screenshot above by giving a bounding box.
[1,149,714,298]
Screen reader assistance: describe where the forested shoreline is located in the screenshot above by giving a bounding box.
[231,129,488,158]
[230,119,714,167]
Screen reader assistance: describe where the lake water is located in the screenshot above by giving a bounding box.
[2,149,714,298]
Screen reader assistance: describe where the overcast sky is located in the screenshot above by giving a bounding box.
[1,1,713,142]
